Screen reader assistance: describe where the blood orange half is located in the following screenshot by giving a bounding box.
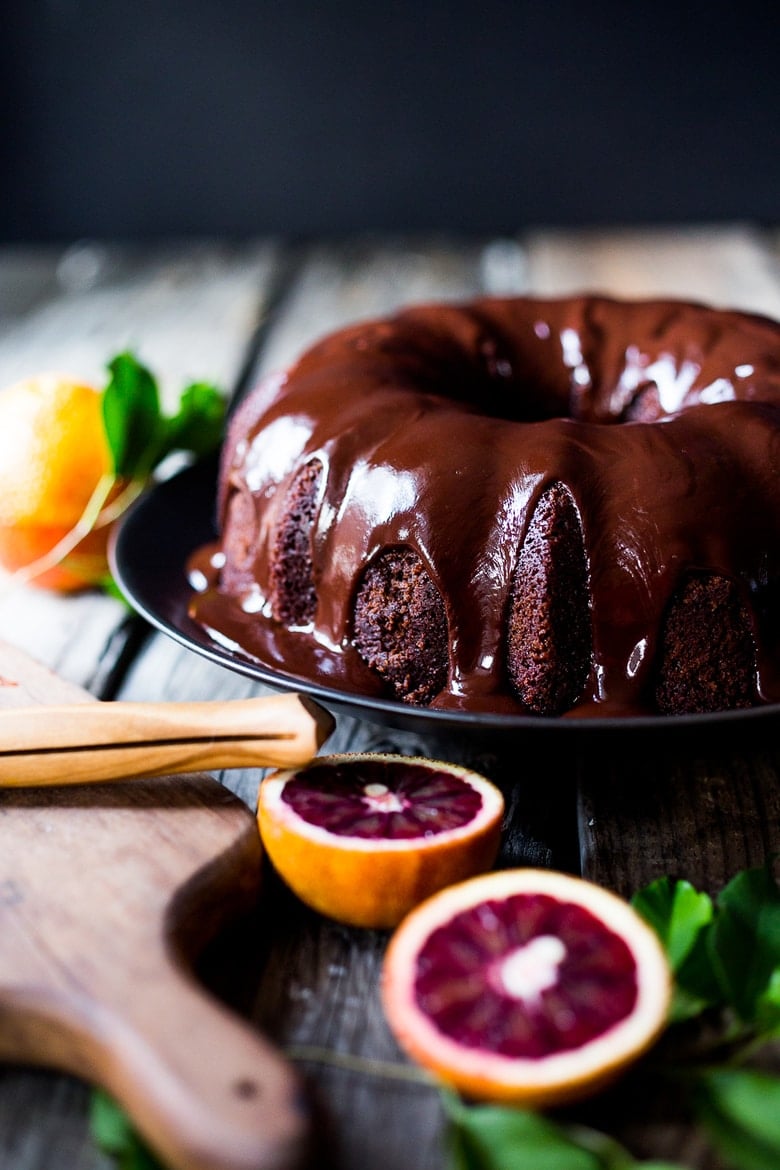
[256,753,505,929]
[381,868,671,1107]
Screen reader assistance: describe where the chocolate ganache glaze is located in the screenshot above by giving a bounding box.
[188,295,780,718]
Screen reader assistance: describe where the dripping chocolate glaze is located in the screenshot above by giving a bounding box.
[188,294,780,718]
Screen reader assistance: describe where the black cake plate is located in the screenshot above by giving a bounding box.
[110,456,780,749]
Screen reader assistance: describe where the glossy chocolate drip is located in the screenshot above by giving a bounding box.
[189,295,780,718]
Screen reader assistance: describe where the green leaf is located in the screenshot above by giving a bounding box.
[670,930,725,1022]
[632,877,713,971]
[102,352,165,479]
[708,865,780,1023]
[90,1091,166,1170]
[754,966,780,1036]
[90,1089,130,1155]
[161,380,226,459]
[565,1122,689,1170]
[442,1095,692,1170]
[101,355,225,486]
[442,1094,605,1170]
[693,1067,780,1170]
[633,876,719,1022]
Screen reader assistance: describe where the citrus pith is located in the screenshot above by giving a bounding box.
[0,373,118,591]
[381,868,671,1107]
[256,753,505,929]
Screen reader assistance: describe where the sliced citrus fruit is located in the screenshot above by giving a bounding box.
[381,868,671,1107]
[256,753,505,929]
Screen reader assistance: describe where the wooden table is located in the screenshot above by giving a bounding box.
[1,227,779,1169]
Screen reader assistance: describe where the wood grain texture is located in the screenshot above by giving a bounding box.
[3,229,780,1169]
[0,694,333,786]
[525,223,780,317]
[0,240,282,404]
[579,738,780,1167]
[0,649,308,1170]
[251,235,527,379]
[579,742,780,897]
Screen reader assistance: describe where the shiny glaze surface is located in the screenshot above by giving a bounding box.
[189,295,780,717]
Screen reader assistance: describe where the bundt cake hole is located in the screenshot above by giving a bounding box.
[621,381,663,423]
[353,547,449,705]
[506,482,593,716]
[269,458,324,626]
[655,573,758,714]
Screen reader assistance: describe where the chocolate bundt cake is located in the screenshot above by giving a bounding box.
[189,294,780,718]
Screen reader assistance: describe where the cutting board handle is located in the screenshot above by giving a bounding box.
[4,947,306,1170]
[0,640,311,1170]
[103,960,306,1170]
[0,693,334,786]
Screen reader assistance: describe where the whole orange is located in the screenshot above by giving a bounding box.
[0,372,119,591]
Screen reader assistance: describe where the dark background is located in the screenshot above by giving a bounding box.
[2,0,778,243]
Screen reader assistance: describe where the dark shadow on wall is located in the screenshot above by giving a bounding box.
[2,0,779,242]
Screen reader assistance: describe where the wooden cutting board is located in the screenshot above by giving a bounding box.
[0,640,309,1170]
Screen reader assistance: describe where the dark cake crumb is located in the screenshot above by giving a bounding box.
[655,573,757,714]
[506,482,592,715]
[221,487,258,594]
[353,548,449,705]
[269,459,323,626]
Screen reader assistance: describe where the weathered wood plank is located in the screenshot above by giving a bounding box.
[526,223,780,317]
[579,740,780,898]
[0,240,286,1170]
[7,227,780,1170]
[579,738,778,1167]
[0,585,130,696]
[251,880,446,1170]
[0,1072,106,1170]
[252,234,527,377]
[0,239,282,405]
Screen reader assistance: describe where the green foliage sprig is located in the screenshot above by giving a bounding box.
[11,350,225,593]
[102,352,225,481]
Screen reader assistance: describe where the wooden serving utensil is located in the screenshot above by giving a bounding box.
[0,640,317,1170]
[0,691,334,786]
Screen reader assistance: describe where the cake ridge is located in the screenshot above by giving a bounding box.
[191,293,780,718]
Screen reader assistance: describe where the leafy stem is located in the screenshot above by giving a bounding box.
[8,350,225,592]
[8,471,121,588]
